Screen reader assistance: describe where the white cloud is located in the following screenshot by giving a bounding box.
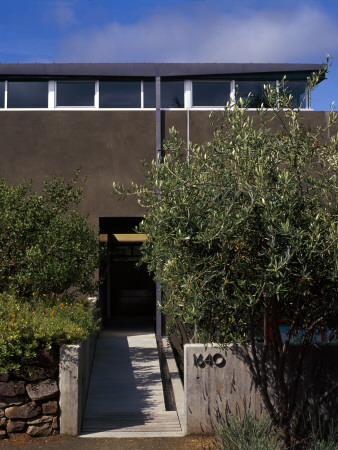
[55,4,338,62]
[45,1,77,29]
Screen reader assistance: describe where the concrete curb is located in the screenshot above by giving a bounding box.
[59,335,97,435]
[162,337,185,435]
[59,297,98,435]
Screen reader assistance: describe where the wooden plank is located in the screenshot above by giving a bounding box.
[83,412,179,419]
[80,431,186,438]
[81,331,183,437]
[82,426,182,432]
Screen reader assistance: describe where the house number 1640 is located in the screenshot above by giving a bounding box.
[193,353,226,368]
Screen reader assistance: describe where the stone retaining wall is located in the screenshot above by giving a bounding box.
[0,349,59,439]
[0,297,98,440]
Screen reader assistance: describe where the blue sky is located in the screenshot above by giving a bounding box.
[1,0,337,110]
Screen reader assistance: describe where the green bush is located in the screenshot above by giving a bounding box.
[213,413,279,450]
[213,412,338,450]
[0,292,100,372]
[0,172,99,297]
[297,412,338,450]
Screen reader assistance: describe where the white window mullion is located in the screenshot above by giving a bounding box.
[307,87,311,109]
[48,80,55,109]
[141,80,144,108]
[4,80,8,108]
[184,80,192,109]
[94,80,99,108]
[230,80,236,106]
[276,80,280,108]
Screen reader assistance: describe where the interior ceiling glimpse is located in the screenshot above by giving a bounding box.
[113,233,148,243]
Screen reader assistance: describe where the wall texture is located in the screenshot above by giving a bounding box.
[0,111,156,225]
[0,110,330,228]
[0,349,59,439]
[184,343,338,435]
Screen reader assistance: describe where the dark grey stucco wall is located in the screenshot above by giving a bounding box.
[0,111,156,225]
[0,110,330,226]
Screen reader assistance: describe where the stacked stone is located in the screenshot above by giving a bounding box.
[0,350,59,439]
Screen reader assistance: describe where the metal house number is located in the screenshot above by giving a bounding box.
[193,353,226,368]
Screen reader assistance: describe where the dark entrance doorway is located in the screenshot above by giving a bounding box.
[110,238,155,316]
[99,218,156,322]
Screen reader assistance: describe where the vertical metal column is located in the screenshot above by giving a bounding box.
[155,76,162,340]
[106,235,111,320]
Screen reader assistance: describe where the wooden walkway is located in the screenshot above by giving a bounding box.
[80,318,183,437]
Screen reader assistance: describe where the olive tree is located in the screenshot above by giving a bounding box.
[114,66,338,440]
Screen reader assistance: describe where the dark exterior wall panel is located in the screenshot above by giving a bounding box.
[189,110,329,145]
[189,111,219,144]
[0,111,156,224]
[0,110,330,226]
[162,111,187,142]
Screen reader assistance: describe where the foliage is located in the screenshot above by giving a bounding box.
[213,412,338,450]
[213,412,279,450]
[303,416,338,450]
[114,62,338,441]
[0,172,99,297]
[0,292,99,372]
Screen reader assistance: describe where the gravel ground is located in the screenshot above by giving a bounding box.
[0,434,215,449]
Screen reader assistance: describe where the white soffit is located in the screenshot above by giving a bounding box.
[114,233,148,243]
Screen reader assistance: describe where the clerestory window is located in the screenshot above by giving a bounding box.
[192,81,231,107]
[143,80,156,108]
[7,81,48,108]
[161,80,184,108]
[279,81,308,108]
[236,81,276,108]
[0,81,4,108]
[99,81,141,108]
[56,81,95,107]
[0,78,311,110]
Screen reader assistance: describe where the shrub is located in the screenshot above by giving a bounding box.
[295,411,338,450]
[0,172,99,298]
[0,292,99,372]
[213,413,279,450]
[213,412,338,450]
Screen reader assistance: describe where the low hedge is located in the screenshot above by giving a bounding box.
[0,292,100,372]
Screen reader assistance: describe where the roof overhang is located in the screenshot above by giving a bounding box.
[0,62,326,81]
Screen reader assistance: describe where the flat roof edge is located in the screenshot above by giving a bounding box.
[0,62,325,78]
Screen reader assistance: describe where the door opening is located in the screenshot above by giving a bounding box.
[99,218,156,326]
[109,237,155,316]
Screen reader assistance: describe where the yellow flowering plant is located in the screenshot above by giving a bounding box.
[0,292,100,372]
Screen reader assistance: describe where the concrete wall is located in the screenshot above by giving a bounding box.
[184,343,338,435]
[59,333,97,435]
[184,344,264,434]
